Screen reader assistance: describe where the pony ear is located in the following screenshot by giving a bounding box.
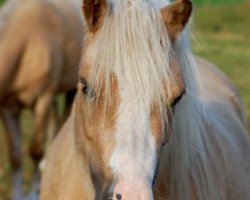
[82,0,108,32]
[161,0,192,40]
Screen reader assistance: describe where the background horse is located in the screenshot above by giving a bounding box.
[0,0,83,199]
[41,0,250,199]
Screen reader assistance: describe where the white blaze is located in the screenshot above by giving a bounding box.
[110,80,158,190]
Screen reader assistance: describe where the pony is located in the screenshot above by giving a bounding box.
[40,0,250,199]
[0,0,83,199]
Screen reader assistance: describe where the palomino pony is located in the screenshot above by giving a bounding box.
[0,0,83,199]
[41,0,250,199]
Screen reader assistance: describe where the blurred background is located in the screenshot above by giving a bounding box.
[191,0,250,129]
[0,0,249,199]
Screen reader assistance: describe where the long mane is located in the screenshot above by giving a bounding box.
[86,0,174,126]
[83,0,249,199]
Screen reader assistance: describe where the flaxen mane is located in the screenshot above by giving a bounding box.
[86,0,175,128]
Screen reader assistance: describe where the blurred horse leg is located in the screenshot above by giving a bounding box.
[1,107,24,200]
[27,93,54,199]
[29,93,54,164]
[46,98,58,147]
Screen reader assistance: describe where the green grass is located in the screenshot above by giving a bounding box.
[193,0,245,5]
[0,111,35,200]
[0,0,250,199]
[0,0,4,6]
[191,1,250,129]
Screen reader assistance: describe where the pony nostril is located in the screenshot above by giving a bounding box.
[116,193,122,200]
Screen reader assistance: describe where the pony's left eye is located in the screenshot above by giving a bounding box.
[172,90,185,107]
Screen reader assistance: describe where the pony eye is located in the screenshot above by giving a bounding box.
[79,77,89,95]
[172,90,185,107]
[82,84,89,95]
[79,77,96,98]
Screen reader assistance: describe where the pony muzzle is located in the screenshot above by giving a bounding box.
[112,176,154,200]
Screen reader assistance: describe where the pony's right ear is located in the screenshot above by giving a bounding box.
[161,0,192,40]
[82,0,108,32]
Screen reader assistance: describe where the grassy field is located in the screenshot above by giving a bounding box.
[193,0,245,5]
[191,0,250,128]
[0,0,249,199]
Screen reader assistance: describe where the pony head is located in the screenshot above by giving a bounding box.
[75,0,192,199]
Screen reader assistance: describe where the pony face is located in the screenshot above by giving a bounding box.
[76,0,192,199]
